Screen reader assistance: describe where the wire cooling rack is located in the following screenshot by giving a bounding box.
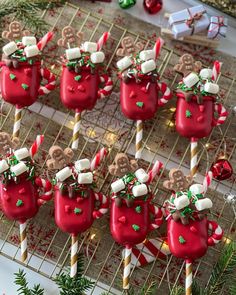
[0,2,236,294]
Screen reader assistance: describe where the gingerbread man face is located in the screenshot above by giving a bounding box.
[174,54,202,77]
[163,169,192,192]
[46,146,74,170]
[2,21,30,41]
[0,132,19,155]
[109,153,138,177]
[57,26,83,48]
[116,36,144,57]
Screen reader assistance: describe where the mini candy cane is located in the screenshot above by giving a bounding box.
[29,135,44,158]
[147,160,163,184]
[93,192,109,219]
[212,61,222,82]
[35,177,53,206]
[153,37,164,60]
[149,204,164,230]
[207,220,224,246]
[203,171,213,194]
[37,32,54,51]
[38,68,56,96]
[157,81,172,106]
[97,74,113,99]
[90,147,108,171]
[97,32,110,51]
[214,103,228,126]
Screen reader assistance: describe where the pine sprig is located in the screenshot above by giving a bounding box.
[14,269,44,295]
[170,285,184,295]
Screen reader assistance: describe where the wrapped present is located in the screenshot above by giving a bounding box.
[207,16,228,39]
[169,5,210,39]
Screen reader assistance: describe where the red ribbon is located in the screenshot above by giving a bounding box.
[208,16,227,39]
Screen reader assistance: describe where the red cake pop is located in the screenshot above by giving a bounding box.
[109,153,164,290]
[47,146,109,277]
[0,134,53,263]
[0,22,56,139]
[58,26,113,150]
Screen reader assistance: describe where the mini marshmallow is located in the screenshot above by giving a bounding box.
[10,162,28,176]
[75,159,90,172]
[22,36,37,46]
[78,172,93,184]
[111,179,125,193]
[132,184,148,197]
[141,59,156,74]
[200,68,213,80]
[195,198,213,211]
[83,42,97,53]
[90,51,105,64]
[24,45,40,58]
[56,167,72,182]
[117,56,133,71]
[174,194,190,210]
[139,50,155,61]
[183,72,199,88]
[14,148,30,161]
[0,160,9,173]
[204,82,219,94]
[189,184,204,195]
[2,41,17,56]
[65,47,81,60]
[135,168,149,183]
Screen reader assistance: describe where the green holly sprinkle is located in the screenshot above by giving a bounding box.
[186,110,192,118]
[135,206,142,213]
[74,207,82,215]
[21,83,29,90]
[10,73,16,80]
[29,59,33,65]
[16,199,23,207]
[74,75,82,81]
[179,235,186,244]
[132,224,140,231]
[136,102,144,108]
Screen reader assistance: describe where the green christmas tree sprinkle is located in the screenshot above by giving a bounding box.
[74,208,82,215]
[186,110,192,118]
[179,235,186,244]
[21,83,29,90]
[132,224,140,231]
[74,75,82,81]
[10,73,16,80]
[16,199,23,207]
[136,102,144,108]
[135,206,142,213]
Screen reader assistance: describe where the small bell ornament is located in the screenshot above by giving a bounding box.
[143,0,163,14]
[210,154,233,181]
[119,0,136,9]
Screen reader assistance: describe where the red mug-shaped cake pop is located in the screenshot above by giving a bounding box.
[0,134,52,262]
[109,153,164,290]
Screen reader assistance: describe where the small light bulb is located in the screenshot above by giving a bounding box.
[223,237,231,244]
[170,107,176,113]
[90,234,96,240]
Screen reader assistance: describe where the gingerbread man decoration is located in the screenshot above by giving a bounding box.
[163,169,192,192]
[116,36,144,57]
[0,132,19,155]
[109,153,138,178]
[46,146,74,170]
[2,21,30,41]
[57,26,83,48]
[174,54,202,77]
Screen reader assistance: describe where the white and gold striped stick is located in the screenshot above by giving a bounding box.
[185,260,193,295]
[71,111,81,150]
[19,221,27,263]
[70,234,78,277]
[190,138,198,178]
[123,246,132,290]
[135,120,143,159]
[13,106,23,139]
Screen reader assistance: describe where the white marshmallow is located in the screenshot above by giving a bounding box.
[195,198,213,211]
[200,68,213,80]
[111,179,125,193]
[139,50,155,61]
[183,72,199,88]
[141,59,156,74]
[56,167,72,182]
[204,82,219,94]
[10,162,28,176]
[189,184,204,195]
[14,148,30,161]
[22,36,37,46]
[65,47,81,60]
[2,41,18,56]
[0,160,9,173]
[74,159,90,172]
[174,194,190,210]
[78,172,93,184]
[90,51,105,64]
[24,45,40,58]
[83,42,97,53]
[117,56,132,71]
[135,168,149,183]
[132,184,148,197]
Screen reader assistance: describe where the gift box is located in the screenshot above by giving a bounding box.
[207,16,228,39]
[169,5,210,39]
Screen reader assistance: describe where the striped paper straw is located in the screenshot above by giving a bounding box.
[70,235,78,278]
[19,222,27,263]
[13,106,22,139]
[71,112,81,150]
[190,138,198,178]
[123,246,132,290]
[185,260,193,295]
[135,120,143,159]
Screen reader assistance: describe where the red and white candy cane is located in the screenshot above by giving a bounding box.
[90,147,108,171]
[149,204,164,230]
[207,220,223,246]
[35,177,53,206]
[93,192,109,219]
[157,81,172,107]
[38,67,56,96]
[213,103,228,126]
[97,74,113,99]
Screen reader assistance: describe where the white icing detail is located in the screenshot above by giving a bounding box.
[65,48,81,60]
[135,168,149,183]
[111,179,125,193]
[132,184,148,197]
[78,172,93,184]
[56,167,72,182]
[2,41,17,56]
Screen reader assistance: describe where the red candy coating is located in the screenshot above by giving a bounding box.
[60,66,99,112]
[210,158,233,181]
[143,0,163,14]
[0,62,41,107]
[175,93,215,139]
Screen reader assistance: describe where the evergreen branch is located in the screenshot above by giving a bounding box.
[169,285,184,295]
[140,281,157,295]
[192,280,205,295]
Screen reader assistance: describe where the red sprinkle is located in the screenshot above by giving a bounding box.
[77,85,86,92]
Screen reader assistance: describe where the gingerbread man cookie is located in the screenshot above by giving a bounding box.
[57,26,83,48]
[109,153,138,178]
[46,146,74,170]
[2,21,30,41]
[174,54,202,77]
[163,169,192,192]
[116,36,144,57]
